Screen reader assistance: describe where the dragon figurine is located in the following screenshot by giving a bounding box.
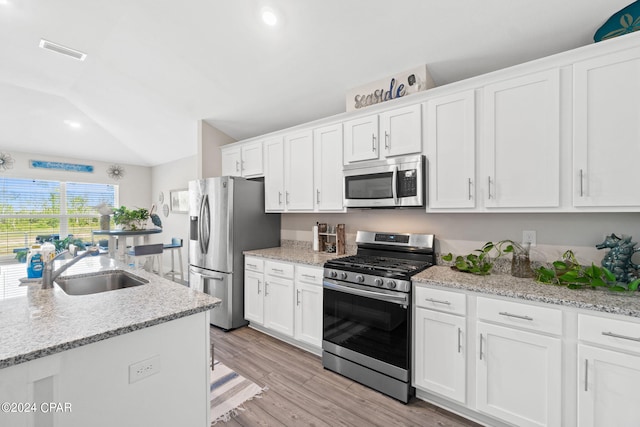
[596,234,640,283]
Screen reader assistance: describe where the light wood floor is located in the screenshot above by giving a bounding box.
[210,326,481,427]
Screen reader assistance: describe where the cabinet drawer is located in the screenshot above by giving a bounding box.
[296,265,323,285]
[477,297,562,335]
[579,313,640,353]
[245,257,264,273]
[265,261,294,279]
[415,286,466,315]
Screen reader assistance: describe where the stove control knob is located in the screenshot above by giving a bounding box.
[355,275,364,283]
[387,280,397,289]
[374,278,383,286]
[330,271,337,278]
[339,272,348,280]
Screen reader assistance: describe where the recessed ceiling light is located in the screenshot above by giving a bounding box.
[261,7,278,26]
[64,120,81,129]
[39,39,87,61]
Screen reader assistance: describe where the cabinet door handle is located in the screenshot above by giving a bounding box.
[372,134,376,152]
[584,359,589,392]
[257,279,261,294]
[468,178,473,200]
[247,263,257,269]
[602,331,640,342]
[301,274,317,280]
[285,191,290,205]
[241,160,245,171]
[235,160,240,172]
[272,268,284,273]
[487,176,492,199]
[384,131,390,150]
[499,311,533,321]
[457,328,462,353]
[425,298,451,305]
[316,189,320,204]
[264,282,269,296]
[479,333,484,360]
[296,289,301,306]
[278,191,282,205]
[579,169,584,197]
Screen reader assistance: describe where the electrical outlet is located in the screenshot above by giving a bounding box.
[129,355,161,384]
[522,230,536,247]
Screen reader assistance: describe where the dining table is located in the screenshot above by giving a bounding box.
[92,229,162,262]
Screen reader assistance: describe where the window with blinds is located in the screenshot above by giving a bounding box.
[0,178,118,258]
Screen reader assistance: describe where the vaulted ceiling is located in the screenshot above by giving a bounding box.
[0,0,631,166]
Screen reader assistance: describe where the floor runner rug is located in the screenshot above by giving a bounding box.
[210,360,267,424]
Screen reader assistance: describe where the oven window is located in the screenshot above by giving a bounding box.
[345,172,393,199]
[323,287,409,370]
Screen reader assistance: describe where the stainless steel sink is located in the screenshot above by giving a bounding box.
[55,270,149,295]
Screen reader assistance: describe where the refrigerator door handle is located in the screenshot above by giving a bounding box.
[199,194,211,255]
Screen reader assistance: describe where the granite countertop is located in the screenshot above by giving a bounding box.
[244,245,352,267]
[0,255,220,369]
[244,245,640,318]
[414,266,640,318]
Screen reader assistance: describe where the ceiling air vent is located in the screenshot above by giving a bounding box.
[39,39,87,61]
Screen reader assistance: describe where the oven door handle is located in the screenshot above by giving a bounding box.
[323,279,409,305]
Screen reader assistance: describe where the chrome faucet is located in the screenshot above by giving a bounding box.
[41,245,101,289]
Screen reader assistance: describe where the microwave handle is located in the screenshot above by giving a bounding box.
[392,166,399,205]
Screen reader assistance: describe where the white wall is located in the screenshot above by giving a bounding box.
[149,155,198,282]
[0,150,151,209]
[282,210,640,265]
[198,120,235,179]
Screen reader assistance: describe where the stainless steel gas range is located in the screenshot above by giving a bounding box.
[322,231,435,403]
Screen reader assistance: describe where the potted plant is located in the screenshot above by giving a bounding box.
[535,249,640,292]
[442,240,525,276]
[112,206,150,231]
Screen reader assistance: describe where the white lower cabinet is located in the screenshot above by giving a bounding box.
[414,286,467,404]
[577,313,640,427]
[476,297,562,427]
[476,322,562,427]
[244,257,264,324]
[294,266,323,348]
[263,261,294,337]
[414,307,466,404]
[244,257,323,352]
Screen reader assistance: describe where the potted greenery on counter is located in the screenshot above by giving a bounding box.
[112,206,149,231]
[535,250,640,292]
[442,240,519,275]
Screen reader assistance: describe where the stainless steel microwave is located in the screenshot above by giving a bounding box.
[343,155,425,208]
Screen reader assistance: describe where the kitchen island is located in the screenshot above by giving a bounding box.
[0,255,220,427]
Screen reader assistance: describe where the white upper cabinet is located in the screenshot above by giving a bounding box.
[240,141,264,177]
[343,114,379,163]
[221,141,263,178]
[379,104,422,157]
[426,91,476,210]
[344,105,422,164]
[482,69,560,209]
[573,47,640,208]
[313,124,345,211]
[284,130,315,211]
[221,146,241,177]
[264,137,285,212]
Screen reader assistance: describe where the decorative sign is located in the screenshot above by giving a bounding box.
[30,160,94,173]
[345,65,435,112]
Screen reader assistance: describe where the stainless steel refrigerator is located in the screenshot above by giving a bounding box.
[188,176,280,330]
